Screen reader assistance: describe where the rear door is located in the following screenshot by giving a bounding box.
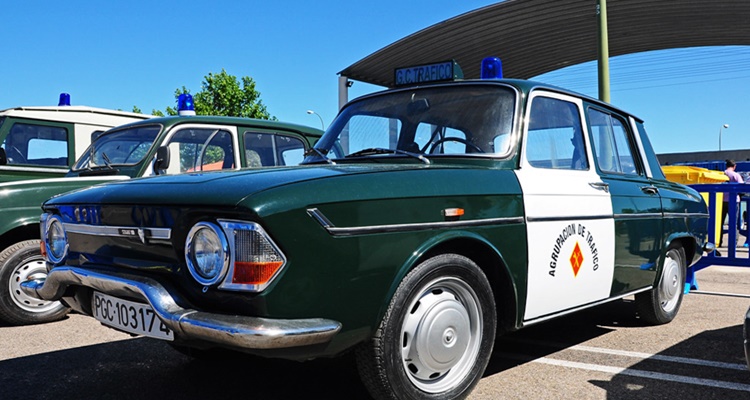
[586,107,662,295]
[515,91,615,321]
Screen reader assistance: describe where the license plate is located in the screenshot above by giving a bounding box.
[92,292,174,341]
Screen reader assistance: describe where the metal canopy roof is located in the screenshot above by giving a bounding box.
[339,0,750,88]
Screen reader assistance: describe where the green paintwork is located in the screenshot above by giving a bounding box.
[41,79,709,359]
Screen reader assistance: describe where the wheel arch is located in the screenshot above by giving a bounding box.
[0,222,40,253]
[384,231,519,336]
[664,233,699,268]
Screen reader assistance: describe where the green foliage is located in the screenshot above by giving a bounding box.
[132,106,142,114]
[192,70,274,120]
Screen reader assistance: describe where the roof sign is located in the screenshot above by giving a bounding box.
[394,60,463,87]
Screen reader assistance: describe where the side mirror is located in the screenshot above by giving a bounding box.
[153,146,170,175]
[0,148,6,165]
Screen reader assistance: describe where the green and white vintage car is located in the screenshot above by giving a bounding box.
[25,63,711,399]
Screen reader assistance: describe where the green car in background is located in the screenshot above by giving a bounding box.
[25,59,711,400]
[0,110,322,325]
[0,94,149,183]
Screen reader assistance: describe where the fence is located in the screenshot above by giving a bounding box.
[687,183,749,291]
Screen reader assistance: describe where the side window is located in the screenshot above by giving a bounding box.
[166,128,235,173]
[244,132,306,167]
[526,96,587,170]
[588,108,640,175]
[2,123,69,167]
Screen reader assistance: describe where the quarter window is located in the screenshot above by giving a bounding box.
[243,132,306,167]
[588,109,639,175]
[526,96,587,170]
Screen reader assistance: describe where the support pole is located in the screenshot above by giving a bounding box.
[338,75,350,110]
[597,0,610,103]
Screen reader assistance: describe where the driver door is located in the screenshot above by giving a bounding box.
[515,92,615,322]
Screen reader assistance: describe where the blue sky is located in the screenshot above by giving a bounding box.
[2,1,749,155]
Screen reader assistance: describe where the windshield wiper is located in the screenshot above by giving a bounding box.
[303,147,336,165]
[101,152,114,170]
[345,147,430,165]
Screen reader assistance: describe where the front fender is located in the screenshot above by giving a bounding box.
[378,230,518,326]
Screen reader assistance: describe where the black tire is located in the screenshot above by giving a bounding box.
[356,254,496,400]
[0,240,69,325]
[635,245,686,325]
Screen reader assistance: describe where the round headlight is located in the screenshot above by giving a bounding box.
[185,222,229,286]
[45,215,68,264]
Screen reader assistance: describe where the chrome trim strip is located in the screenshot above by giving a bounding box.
[664,213,710,219]
[307,208,523,236]
[613,213,663,220]
[307,208,334,228]
[522,287,652,326]
[526,214,612,223]
[63,223,171,240]
[0,165,66,173]
[20,266,341,349]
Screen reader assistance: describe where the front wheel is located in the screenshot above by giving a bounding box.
[635,245,686,325]
[0,240,69,325]
[356,254,496,400]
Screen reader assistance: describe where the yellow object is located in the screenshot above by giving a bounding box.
[662,165,727,242]
[661,165,730,184]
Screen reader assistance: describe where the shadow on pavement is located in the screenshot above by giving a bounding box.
[588,324,749,400]
[0,337,371,400]
[484,299,639,376]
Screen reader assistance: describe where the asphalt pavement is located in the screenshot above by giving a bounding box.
[1,264,749,400]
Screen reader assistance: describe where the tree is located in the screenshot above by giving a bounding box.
[194,70,274,120]
[150,70,275,120]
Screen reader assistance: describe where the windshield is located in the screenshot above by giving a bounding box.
[73,125,161,171]
[305,84,516,163]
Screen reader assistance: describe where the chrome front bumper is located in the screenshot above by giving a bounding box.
[20,266,342,350]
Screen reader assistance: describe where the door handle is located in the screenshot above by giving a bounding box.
[640,185,659,195]
[589,182,610,193]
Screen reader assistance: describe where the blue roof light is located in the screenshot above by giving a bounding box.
[178,93,196,116]
[58,93,71,106]
[480,57,503,80]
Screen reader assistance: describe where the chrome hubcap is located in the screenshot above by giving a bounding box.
[659,252,682,313]
[9,257,59,313]
[400,277,482,393]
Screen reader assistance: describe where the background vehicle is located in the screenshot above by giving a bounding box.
[0,106,322,325]
[0,94,149,183]
[26,59,710,400]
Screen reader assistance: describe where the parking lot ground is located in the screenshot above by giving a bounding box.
[1,265,749,400]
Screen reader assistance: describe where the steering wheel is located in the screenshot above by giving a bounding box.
[5,146,26,164]
[429,137,484,154]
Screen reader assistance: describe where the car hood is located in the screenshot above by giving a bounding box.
[44,164,430,207]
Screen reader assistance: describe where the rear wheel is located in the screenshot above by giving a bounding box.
[356,254,496,400]
[635,245,686,325]
[0,240,69,325]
